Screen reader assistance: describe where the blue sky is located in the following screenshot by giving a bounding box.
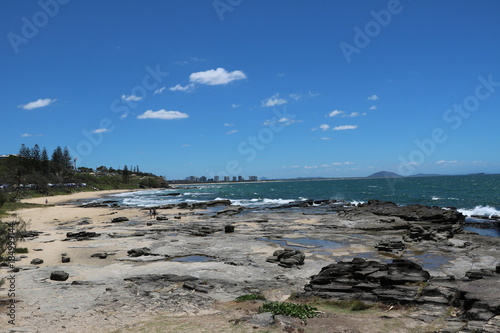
[2,0,500,180]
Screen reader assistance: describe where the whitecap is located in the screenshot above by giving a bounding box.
[458,205,500,218]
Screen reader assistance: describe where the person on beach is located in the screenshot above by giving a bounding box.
[152,208,157,219]
[148,208,153,218]
[45,199,48,205]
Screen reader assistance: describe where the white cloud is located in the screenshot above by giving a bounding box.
[367,94,379,101]
[289,93,302,101]
[264,117,301,126]
[189,67,246,85]
[437,160,458,164]
[19,98,56,110]
[277,73,285,77]
[332,162,354,165]
[319,124,330,131]
[224,123,234,126]
[92,128,109,134]
[232,104,241,108]
[321,137,331,140]
[21,133,43,137]
[169,83,194,92]
[328,110,344,117]
[369,105,377,110]
[226,129,238,135]
[261,93,287,107]
[333,125,358,130]
[137,110,189,120]
[121,94,143,102]
[182,144,190,147]
[343,112,366,117]
[154,87,166,95]
[304,165,318,169]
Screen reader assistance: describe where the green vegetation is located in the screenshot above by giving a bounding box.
[0,216,27,260]
[0,144,170,208]
[258,301,320,322]
[235,294,267,302]
[14,247,28,254]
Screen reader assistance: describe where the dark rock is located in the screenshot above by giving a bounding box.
[216,206,244,216]
[224,225,235,233]
[174,216,182,219]
[91,253,108,259]
[30,258,44,265]
[266,249,305,268]
[375,239,405,252]
[50,271,69,281]
[62,256,70,263]
[183,281,211,293]
[127,247,152,257]
[496,264,500,274]
[111,217,129,223]
[65,231,100,240]
[156,216,168,220]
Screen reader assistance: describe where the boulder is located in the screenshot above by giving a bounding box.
[224,225,235,233]
[111,217,129,223]
[65,231,100,240]
[50,271,69,281]
[30,258,44,265]
[61,256,70,263]
[266,249,305,268]
[127,247,152,257]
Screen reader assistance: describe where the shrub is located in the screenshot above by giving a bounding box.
[259,302,319,322]
[235,294,266,302]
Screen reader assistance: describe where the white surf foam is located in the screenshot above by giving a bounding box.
[458,205,500,218]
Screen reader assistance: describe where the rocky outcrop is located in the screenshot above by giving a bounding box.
[357,200,465,223]
[111,217,129,223]
[65,231,100,241]
[266,249,305,268]
[50,271,69,281]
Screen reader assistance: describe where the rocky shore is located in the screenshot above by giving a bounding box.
[1,195,500,333]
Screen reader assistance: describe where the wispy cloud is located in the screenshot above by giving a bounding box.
[289,93,301,101]
[154,87,166,95]
[21,133,43,137]
[367,94,379,101]
[319,124,330,131]
[169,83,194,92]
[436,160,458,164]
[333,125,357,130]
[19,98,56,110]
[92,128,110,134]
[137,110,189,120]
[226,129,238,135]
[261,93,287,107]
[121,94,142,102]
[321,137,331,140]
[328,110,344,117]
[224,123,234,126]
[343,112,366,117]
[332,162,354,165]
[232,104,241,108]
[369,105,377,110]
[263,117,301,126]
[189,67,246,85]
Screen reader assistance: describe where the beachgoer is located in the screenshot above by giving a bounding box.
[152,208,157,219]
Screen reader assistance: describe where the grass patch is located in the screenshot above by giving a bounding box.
[0,278,4,287]
[0,202,45,217]
[14,247,28,254]
[235,294,266,302]
[259,301,320,323]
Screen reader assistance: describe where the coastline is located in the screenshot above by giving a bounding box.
[1,191,500,332]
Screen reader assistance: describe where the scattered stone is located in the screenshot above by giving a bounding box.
[62,257,70,263]
[240,312,275,327]
[174,216,181,219]
[65,231,100,240]
[91,253,108,259]
[50,271,69,281]
[224,225,235,233]
[30,258,44,265]
[127,247,152,257]
[156,216,168,220]
[266,249,305,268]
[375,239,405,252]
[33,248,43,251]
[111,217,129,223]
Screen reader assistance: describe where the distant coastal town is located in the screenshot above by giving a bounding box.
[169,175,259,184]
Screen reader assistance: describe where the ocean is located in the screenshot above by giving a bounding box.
[103,174,500,218]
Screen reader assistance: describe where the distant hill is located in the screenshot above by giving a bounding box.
[367,171,402,178]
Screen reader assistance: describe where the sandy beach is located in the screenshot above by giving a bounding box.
[1,190,500,333]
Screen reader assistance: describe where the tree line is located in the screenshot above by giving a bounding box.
[0,144,168,200]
